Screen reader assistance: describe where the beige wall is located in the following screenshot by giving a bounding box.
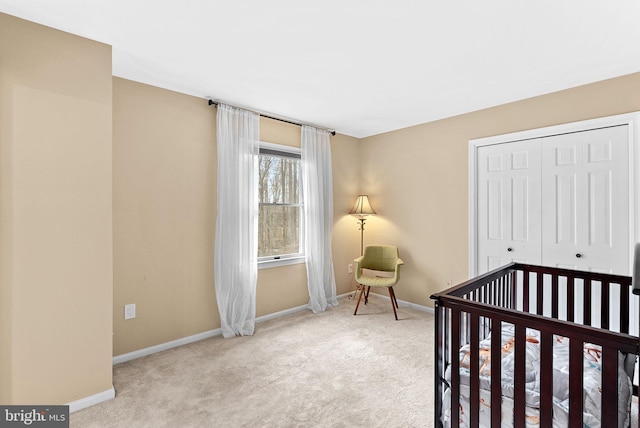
[113,78,217,355]
[6,9,639,406]
[0,13,113,404]
[360,72,640,307]
[331,133,362,295]
[113,78,360,355]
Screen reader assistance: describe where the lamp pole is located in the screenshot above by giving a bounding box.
[357,217,366,256]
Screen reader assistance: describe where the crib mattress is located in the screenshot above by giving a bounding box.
[441,323,632,428]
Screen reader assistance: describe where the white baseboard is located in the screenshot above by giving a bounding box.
[358,292,435,314]
[255,303,309,323]
[399,299,435,313]
[77,295,427,414]
[112,304,312,366]
[112,294,431,367]
[113,328,223,365]
[67,386,115,413]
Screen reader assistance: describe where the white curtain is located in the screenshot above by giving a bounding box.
[214,104,259,337]
[302,125,338,313]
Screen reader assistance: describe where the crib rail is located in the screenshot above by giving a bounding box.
[431,263,640,428]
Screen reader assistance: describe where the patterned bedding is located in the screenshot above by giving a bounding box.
[441,323,632,428]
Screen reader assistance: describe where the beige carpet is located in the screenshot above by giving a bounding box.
[71,295,435,428]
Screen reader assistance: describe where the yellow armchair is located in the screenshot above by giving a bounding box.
[353,245,404,320]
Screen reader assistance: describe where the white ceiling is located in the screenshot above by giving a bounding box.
[2,1,640,138]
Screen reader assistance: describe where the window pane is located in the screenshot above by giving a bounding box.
[258,149,303,259]
[258,205,301,257]
[259,155,300,204]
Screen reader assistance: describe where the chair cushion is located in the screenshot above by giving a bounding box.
[356,275,398,288]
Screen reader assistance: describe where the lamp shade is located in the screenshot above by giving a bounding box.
[349,195,376,217]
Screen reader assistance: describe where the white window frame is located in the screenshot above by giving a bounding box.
[257,141,305,270]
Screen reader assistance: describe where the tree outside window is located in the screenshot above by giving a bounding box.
[258,147,303,259]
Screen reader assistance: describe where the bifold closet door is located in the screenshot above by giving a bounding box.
[541,125,630,275]
[477,140,542,273]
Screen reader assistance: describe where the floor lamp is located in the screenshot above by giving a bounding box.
[349,195,376,301]
[349,195,376,256]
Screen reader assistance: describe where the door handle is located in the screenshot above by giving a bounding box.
[576,253,582,258]
[507,247,513,252]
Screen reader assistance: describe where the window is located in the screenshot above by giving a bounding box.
[258,143,304,267]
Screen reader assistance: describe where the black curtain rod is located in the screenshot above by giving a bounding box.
[207,99,336,136]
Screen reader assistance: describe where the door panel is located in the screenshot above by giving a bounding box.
[555,173,577,245]
[541,126,629,275]
[588,170,611,246]
[477,140,542,273]
[487,178,503,240]
[511,177,529,242]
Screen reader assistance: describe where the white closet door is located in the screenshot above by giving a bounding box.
[541,126,630,275]
[477,140,542,273]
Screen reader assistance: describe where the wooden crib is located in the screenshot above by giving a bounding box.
[431,263,640,427]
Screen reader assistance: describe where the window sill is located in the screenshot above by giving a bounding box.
[258,255,305,270]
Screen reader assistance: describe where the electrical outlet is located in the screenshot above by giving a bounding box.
[348,264,353,274]
[124,303,136,320]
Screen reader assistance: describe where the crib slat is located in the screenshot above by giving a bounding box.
[539,330,553,427]
[630,385,640,428]
[451,308,460,428]
[501,276,506,306]
[584,279,592,326]
[569,338,584,427]
[501,276,506,307]
[513,324,526,428]
[551,274,559,319]
[523,270,530,313]
[602,281,610,330]
[470,314,480,428]
[434,302,444,428]
[490,319,501,428]
[537,273,544,315]
[621,281,630,334]
[602,346,618,425]
[567,276,575,322]
[509,271,515,309]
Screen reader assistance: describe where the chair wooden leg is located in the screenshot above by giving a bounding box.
[388,287,398,320]
[364,286,370,304]
[354,285,366,316]
[390,286,399,308]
